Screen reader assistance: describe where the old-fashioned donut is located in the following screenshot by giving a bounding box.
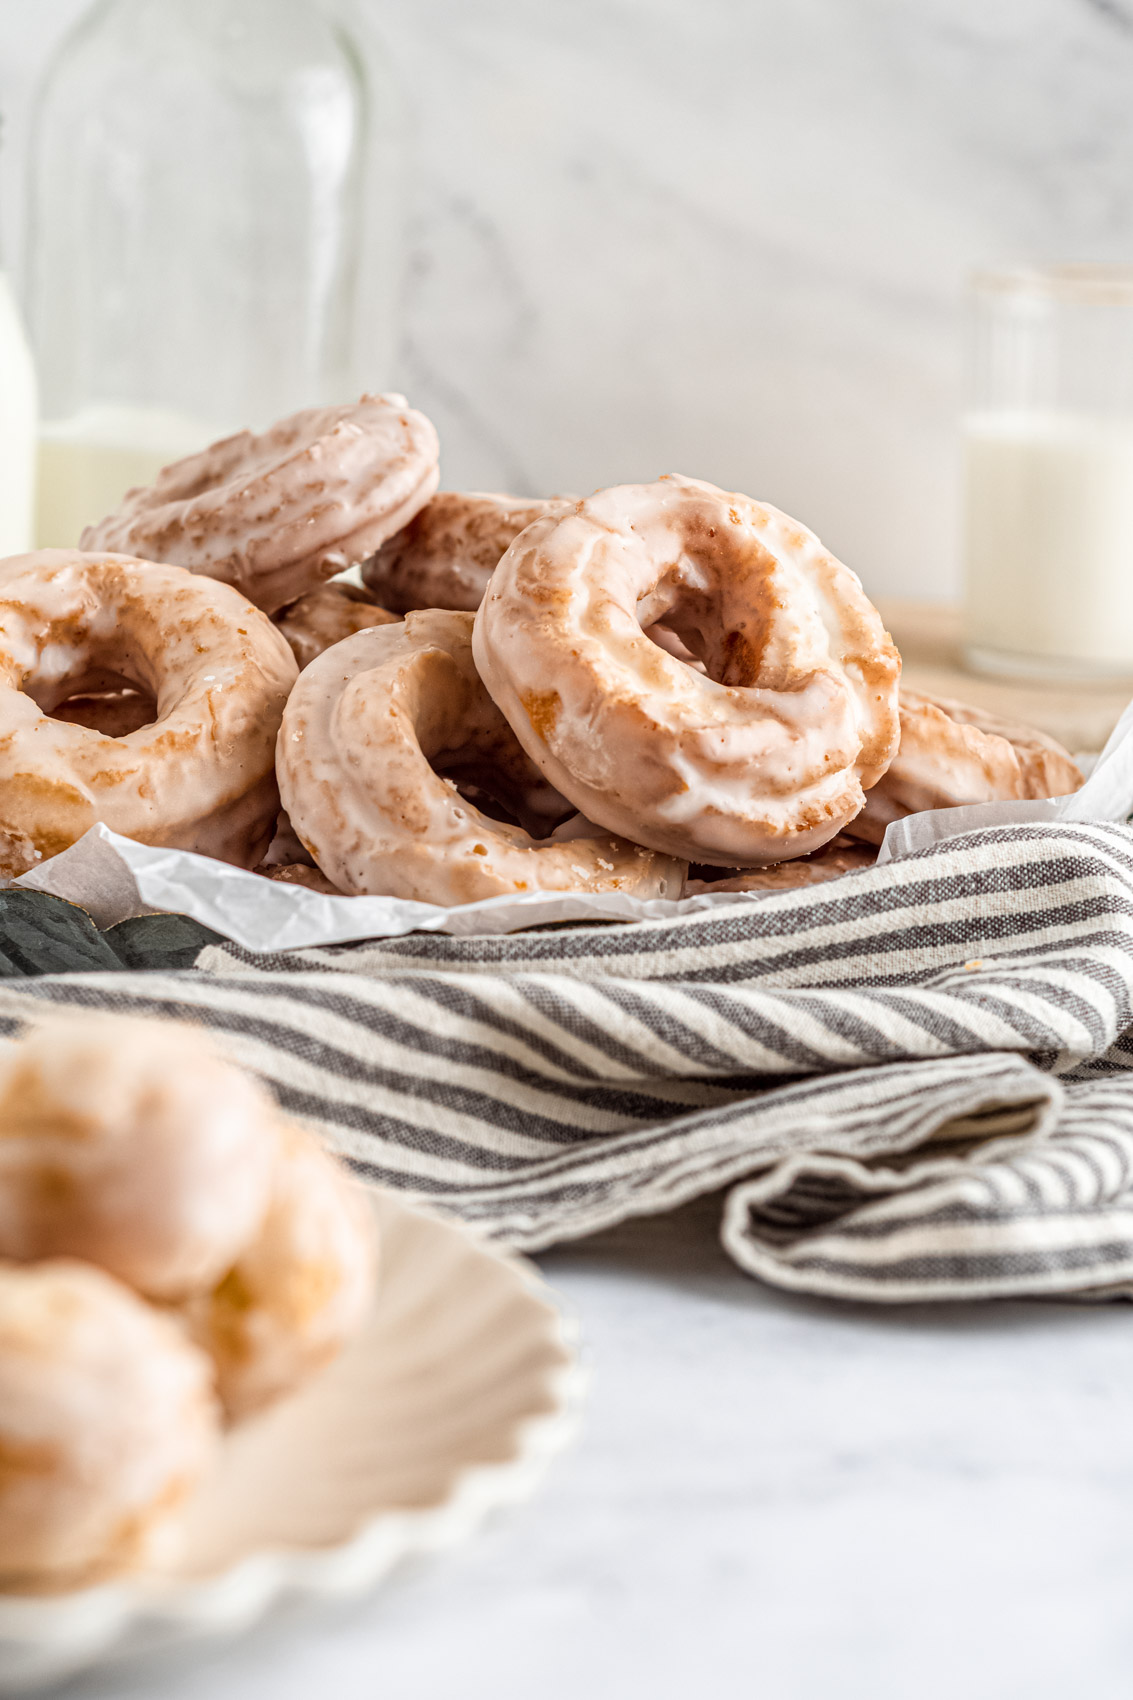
[80,395,440,615]
[682,835,878,896]
[277,609,686,904]
[473,475,901,866]
[0,1259,219,1586]
[184,1121,375,1419]
[0,549,297,876]
[847,689,1084,845]
[0,1015,279,1300]
[274,580,398,671]
[362,489,574,613]
[362,491,575,612]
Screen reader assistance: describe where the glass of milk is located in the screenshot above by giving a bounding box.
[0,269,36,559]
[963,265,1133,680]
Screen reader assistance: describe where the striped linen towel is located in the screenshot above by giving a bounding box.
[3,818,1133,1304]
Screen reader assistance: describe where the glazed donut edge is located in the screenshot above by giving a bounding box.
[277,610,686,904]
[79,394,442,615]
[472,476,902,867]
[0,550,299,877]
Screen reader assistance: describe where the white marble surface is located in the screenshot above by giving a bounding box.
[6,1,1133,600]
[43,1190,1133,1700]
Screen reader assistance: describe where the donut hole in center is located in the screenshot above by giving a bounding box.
[437,759,573,840]
[27,655,159,738]
[407,631,575,843]
[635,537,779,687]
[51,687,158,737]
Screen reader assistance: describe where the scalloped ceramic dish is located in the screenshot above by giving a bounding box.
[0,1191,583,1691]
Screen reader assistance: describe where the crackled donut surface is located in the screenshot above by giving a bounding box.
[186,1121,375,1419]
[848,689,1084,845]
[473,475,902,866]
[275,580,398,671]
[278,609,685,904]
[0,550,297,877]
[0,1015,279,1301]
[0,1259,219,1586]
[81,395,440,615]
[362,491,575,613]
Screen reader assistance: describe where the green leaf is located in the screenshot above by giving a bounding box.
[104,913,223,971]
[0,891,224,977]
[0,891,123,976]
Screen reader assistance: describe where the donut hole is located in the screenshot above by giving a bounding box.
[637,543,778,687]
[51,687,158,737]
[21,643,161,737]
[644,600,769,686]
[439,760,573,840]
[645,623,706,671]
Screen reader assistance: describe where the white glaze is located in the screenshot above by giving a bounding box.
[473,476,901,866]
[0,1259,219,1586]
[277,609,685,904]
[0,1015,280,1301]
[274,581,398,672]
[362,491,575,613]
[184,1121,376,1420]
[0,549,298,875]
[849,689,1084,845]
[80,396,440,615]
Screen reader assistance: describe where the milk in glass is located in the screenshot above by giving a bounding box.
[0,272,37,557]
[963,268,1133,680]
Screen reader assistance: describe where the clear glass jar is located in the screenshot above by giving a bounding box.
[25,0,394,547]
[962,265,1133,680]
[0,259,37,559]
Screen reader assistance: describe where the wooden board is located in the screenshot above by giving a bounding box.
[877,600,1132,755]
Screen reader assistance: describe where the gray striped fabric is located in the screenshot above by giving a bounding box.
[3,818,1133,1303]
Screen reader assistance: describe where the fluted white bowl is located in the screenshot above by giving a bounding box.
[0,1191,583,1691]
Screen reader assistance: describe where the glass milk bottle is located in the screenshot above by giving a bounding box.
[963,266,1133,679]
[25,0,391,549]
[0,159,37,557]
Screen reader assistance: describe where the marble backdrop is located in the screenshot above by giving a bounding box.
[3,0,1133,599]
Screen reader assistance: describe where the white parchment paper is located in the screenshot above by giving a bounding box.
[14,694,1133,950]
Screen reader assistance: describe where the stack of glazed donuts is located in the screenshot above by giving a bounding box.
[0,390,1083,904]
[0,1012,374,1587]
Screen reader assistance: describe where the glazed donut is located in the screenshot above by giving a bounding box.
[185,1121,375,1419]
[274,580,398,671]
[682,835,878,897]
[0,550,297,876]
[362,491,575,613]
[80,395,440,615]
[0,1015,279,1301]
[0,1260,219,1585]
[473,475,902,866]
[847,689,1084,846]
[277,609,686,903]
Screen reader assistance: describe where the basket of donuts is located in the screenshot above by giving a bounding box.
[0,1007,579,1687]
[0,391,1097,950]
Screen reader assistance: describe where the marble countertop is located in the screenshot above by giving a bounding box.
[54,1190,1133,1700]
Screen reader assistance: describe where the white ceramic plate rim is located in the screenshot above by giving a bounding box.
[0,1198,585,1687]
